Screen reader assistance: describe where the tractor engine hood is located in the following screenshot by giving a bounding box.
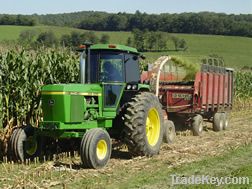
[41,84,102,123]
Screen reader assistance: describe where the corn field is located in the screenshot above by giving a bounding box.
[235,71,252,99]
[0,47,79,130]
[233,71,252,110]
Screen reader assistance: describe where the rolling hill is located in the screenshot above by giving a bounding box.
[0,25,251,68]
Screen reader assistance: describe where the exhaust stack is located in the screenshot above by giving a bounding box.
[80,51,85,84]
[79,42,93,84]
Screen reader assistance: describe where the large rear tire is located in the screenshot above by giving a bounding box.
[80,128,112,169]
[192,114,204,136]
[123,92,164,156]
[213,113,224,132]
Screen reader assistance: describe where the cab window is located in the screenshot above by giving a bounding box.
[99,52,124,82]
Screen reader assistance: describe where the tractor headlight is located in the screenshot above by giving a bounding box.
[132,84,138,90]
[126,84,138,90]
[126,85,132,90]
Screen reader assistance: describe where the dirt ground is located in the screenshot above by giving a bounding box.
[105,110,252,176]
[0,109,252,188]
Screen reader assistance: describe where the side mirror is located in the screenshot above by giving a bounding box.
[133,55,138,61]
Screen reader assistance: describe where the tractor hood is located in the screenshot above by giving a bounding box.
[41,84,102,123]
[41,84,102,95]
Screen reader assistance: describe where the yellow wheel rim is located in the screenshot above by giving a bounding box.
[96,139,108,160]
[25,136,38,156]
[146,108,160,146]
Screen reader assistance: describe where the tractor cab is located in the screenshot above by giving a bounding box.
[79,43,141,84]
[77,44,147,115]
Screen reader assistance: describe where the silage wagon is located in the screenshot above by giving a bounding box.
[141,56,234,136]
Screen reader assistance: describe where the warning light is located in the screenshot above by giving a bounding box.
[108,44,117,48]
[79,45,86,49]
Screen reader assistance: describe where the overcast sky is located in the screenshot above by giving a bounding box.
[0,0,251,15]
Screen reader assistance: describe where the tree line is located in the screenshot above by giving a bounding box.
[0,15,36,26]
[77,11,252,37]
[0,11,252,37]
[128,29,187,52]
[18,30,110,48]
[18,29,187,52]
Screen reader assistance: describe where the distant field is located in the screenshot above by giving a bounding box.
[0,25,131,44]
[143,34,252,69]
[0,25,84,40]
[0,25,251,68]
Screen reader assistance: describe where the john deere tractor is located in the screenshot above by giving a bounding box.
[9,43,165,168]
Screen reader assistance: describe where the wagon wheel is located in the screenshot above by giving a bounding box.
[191,114,204,136]
[163,120,176,143]
[223,112,229,130]
[213,113,224,132]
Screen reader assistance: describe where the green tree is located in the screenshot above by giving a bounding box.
[16,15,36,26]
[126,37,133,47]
[132,29,146,51]
[70,32,82,46]
[171,36,180,51]
[36,31,58,47]
[171,36,187,51]
[156,32,167,51]
[18,30,37,45]
[178,39,188,51]
[0,15,16,25]
[106,14,128,31]
[146,32,157,51]
[100,34,110,43]
[81,32,99,44]
[60,34,72,47]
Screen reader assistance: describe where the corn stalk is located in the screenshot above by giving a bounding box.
[0,47,79,129]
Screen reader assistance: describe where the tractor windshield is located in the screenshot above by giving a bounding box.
[89,51,124,83]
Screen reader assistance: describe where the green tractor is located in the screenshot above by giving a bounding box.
[8,43,166,168]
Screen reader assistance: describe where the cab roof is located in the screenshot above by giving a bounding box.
[88,44,139,55]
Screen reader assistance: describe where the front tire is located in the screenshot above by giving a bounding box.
[8,129,19,161]
[123,92,164,156]
[8,125,40,162]
[80,128,112,169]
